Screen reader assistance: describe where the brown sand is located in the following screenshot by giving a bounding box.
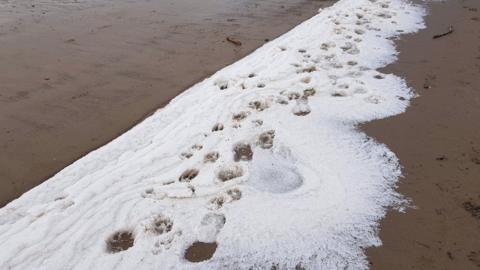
[365,0,480,269]
[0,0,334,206]
[184,242,218,263]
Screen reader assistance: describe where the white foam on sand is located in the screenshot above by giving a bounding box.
[0,0,425,269]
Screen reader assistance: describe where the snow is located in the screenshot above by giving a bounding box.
[0,0,425,269]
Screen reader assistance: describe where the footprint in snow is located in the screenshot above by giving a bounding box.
[209,188,242,210]
[292,97,311,116]
[298,66,317,73]
[146,214,173,235]
[216,164,244,182]
[281,90,301,100]
[179,168,199,182]
[248,147,303,193]
[214,79,229,90]
[232,111,249,122]
[106,230,135,253]
[233,142,253,162]
[212,123,224,132]
[180,144,203,159]
[248,99,270,112]
[204,151,219,163]
[252,119,264,126]
[257,130,275,149]
[184,213,226,263]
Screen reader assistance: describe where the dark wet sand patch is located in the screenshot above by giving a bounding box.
[106,230,135,253]
[184,242,218,262]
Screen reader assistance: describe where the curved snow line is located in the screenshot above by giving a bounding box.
[0,0,425,269]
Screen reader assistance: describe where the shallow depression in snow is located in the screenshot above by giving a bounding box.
[248,148,303,193]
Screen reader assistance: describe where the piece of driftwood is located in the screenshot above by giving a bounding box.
[433,25,454,39]
[226,37,242,46]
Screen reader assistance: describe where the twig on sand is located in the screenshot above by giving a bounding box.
[226,37,242,46]
[433,25,454,39]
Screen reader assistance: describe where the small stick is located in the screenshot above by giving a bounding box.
[226,37,242,46]
[433,25,454,39]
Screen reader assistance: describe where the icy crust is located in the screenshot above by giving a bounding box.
[0,0,424,269]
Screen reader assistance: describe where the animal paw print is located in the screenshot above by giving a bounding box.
[179,168,199,182]
[257,130,275,149]
[204,151,219,163]
[233,142,253,162]
[209,188,242,210]
[216,164,244,182]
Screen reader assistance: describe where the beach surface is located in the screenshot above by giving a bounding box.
[0,0,333,206]
[1,0,479,268]
[0,0,427,268]
[366,0,480,269]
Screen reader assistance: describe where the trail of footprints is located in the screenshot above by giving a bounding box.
[104,0,410,263]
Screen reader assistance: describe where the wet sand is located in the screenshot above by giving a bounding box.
[0,0,334,206]
[365,0,480,269]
